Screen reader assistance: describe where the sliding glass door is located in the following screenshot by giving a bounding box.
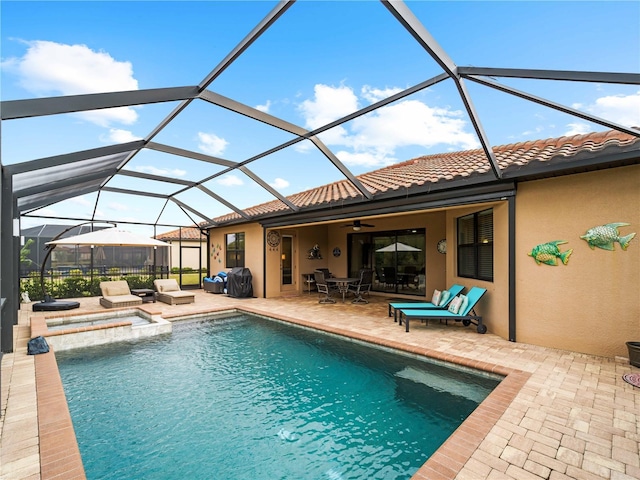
[348,229,426,296]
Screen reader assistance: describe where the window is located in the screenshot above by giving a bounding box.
[225,232,245,268]
[457,209,493,281]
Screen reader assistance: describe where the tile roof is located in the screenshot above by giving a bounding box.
[213,129,639,224]
[156,227,204,241]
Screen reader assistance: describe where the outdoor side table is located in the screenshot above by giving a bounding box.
[131,288,156,303]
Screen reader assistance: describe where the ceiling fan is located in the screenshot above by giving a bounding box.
[341,220,375,231]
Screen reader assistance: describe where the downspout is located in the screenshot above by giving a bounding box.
[508,195,516,342]
[262,227,267,299]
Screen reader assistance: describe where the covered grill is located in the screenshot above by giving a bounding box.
[227,267,253,298]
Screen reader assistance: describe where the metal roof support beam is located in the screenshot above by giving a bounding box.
[196,185,251,220]
[199,90,309,136]
[5,142,143,175]
[238,166,299,211]
[309,138,372,199]
[382,0,502,179]
[197,1,295,91]
[1,86,199,120]
[146,142,238,168]
[117,169,195,186]
[458,67,640,85]
[170,198,217,225]
[466,75,640,138]
[101,186,168,199]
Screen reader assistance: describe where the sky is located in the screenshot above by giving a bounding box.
[2,0,639,236]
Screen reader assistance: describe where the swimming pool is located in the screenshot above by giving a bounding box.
[57,313,501,479]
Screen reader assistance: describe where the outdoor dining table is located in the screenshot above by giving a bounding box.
[326,277,358,303]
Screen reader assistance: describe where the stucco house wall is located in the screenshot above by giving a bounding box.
[515,165,639,358]
[209,223,264,298]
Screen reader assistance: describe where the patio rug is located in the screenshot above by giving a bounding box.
[622,373,640,388]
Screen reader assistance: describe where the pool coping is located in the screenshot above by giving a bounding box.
[33,304,530,480]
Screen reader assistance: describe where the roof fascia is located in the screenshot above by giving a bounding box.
[1,87,198,120]
[257,182,517,228]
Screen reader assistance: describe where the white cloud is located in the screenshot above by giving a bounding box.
[563,123,592,136]
[585,91,640,127]
[2,40,139,126]
[269,178,290,189]
[361,85,402,103]
[103,129,142,144]
[299,84,359,130]
[197,132,228,156]
[297,84,480,168]
[256,100,271,113]
[135,166,187,177]
[217,175,243,187]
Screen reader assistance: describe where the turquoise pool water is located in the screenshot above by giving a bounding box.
[57,314,501,480]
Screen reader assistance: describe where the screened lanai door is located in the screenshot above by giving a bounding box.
[348,229,426,296]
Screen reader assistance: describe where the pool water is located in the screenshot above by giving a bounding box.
[57,314,501,480]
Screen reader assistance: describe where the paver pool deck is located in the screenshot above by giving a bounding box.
[1,290,638,479]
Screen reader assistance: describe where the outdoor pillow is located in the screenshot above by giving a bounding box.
[438,290,451,306]
[448,295,463,314]
[457,294,469,315]
[106,282,129,296]
[431,289,441,306]
[159,280,180,292]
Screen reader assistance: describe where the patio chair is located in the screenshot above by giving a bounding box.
[153,279,195,305]
[348,268,373,304]
[383,266,397,289]
[314,270,336,304]
[397,287,488,334]
[388,284,465,322]
[99,280,143,309]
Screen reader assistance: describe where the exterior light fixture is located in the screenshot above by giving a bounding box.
[352,225,361,231]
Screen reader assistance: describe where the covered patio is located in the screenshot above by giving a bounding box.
[2,290,638,479]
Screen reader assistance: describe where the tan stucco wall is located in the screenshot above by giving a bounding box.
[516,165,640,358]
[209,224,264,298]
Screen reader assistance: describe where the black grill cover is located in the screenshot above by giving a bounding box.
[227,267,253,298]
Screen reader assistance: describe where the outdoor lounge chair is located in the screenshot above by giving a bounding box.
[99,280,143,309]
[388,284,465,322]
[154,279,195,305]
[397,286,488,334]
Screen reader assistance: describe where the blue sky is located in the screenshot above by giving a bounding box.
[2,1,639,235]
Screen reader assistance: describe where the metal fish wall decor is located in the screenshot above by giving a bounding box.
[580,223,636,251]
[528,240,573,265]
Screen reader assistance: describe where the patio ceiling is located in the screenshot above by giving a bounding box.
[2,0,639,232]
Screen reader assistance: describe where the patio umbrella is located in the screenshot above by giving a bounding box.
[46,227,169,247]
[376,242,421,252]
[35,227,169,310]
